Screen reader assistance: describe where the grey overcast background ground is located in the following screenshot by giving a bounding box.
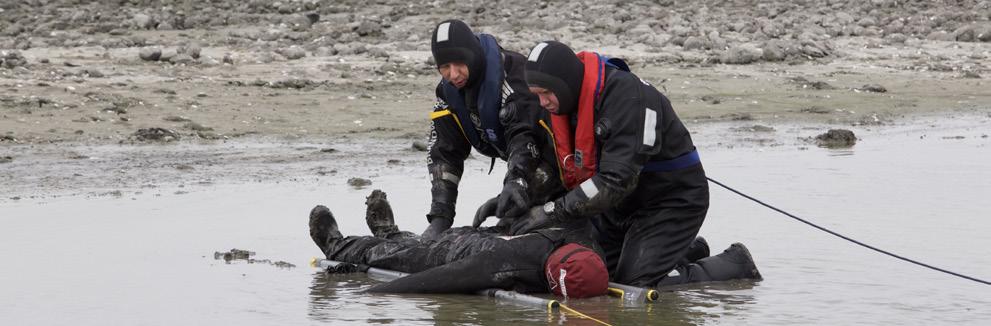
[1,0,990,202]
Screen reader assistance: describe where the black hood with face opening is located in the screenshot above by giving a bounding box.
[524,41,584,115]
[431,19,485,88]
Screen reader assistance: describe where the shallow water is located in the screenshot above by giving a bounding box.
[3,114,990,325]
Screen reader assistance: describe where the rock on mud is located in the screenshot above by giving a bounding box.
[953,24,991,42]
[809,81,835,90]
[169,53,195,65]
[131,13,156,30]
[355,21,383,37]
[179,44,202,59]
[815,129,857,148]
[0,156,12,164]
[213,248,296,268]
[183,122,213,131]
[1,50,27,69]
[856,84,887,93]
[348,177,372,188]
[733,125,776,132]
[162,115,191,122]
[790,77,835,90]
[159,48,178,62]
[3,23,24,37]
[682,36,709,50]
[277,46,306,60]
[721,45,763,64]
[801,106,832,114]
[926,31,956,41]
[267,78,322,90]
[723,113,754,121]
[884,33,908,44]
[83,69,105,78]
[411,141,428,151]
[139,47,162,61]
[133,128,181,142]
[289,12,320,31]
[762,39,798,61]
[700,95,721,104]
[214,248,254,261]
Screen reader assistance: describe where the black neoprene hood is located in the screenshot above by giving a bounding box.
[430,19,485,87]
[524,41,584,115]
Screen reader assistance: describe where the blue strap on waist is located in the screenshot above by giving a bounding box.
[642,150,701,173]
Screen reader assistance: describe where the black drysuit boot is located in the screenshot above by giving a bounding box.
[309,205,343,258]
[365,190,400,238]
[657,242,762,287]
[365,190,417,240]
[422,216,454,241]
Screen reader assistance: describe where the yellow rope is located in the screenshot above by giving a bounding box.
[559,303,613,326]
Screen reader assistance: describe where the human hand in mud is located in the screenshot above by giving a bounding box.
[497,178,529,220]
[472,196,499,228]
[510,205,555,236]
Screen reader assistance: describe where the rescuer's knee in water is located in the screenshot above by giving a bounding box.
[682,236,710,264]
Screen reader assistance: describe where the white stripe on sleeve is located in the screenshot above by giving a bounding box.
[579,179,599,200]
[643,107,657,146]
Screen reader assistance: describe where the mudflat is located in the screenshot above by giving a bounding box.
[2,1,989,201]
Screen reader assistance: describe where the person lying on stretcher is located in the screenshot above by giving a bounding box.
[309,189,608,299]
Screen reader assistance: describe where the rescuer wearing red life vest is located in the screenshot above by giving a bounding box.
[516,41,763,288]
[421,19,549,240]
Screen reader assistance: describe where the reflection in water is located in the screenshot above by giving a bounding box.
[677,281,760,324]
[307,268,759,325]
[307,271,345,322]
[308,271,381,323]
[308,270,545,325]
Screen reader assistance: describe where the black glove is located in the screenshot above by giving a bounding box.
[495,216,517,229]
[510,205,556,235]
[473,196,499,228]
[497,178,529,219]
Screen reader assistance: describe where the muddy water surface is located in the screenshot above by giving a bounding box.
[2,115,990,325]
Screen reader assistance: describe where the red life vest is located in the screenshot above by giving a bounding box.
[549,52,606,190]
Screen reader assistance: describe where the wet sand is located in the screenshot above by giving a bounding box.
[3,1,991,202]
